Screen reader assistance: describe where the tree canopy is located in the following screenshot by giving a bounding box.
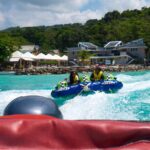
[0,34,23,63]
[0,7,150,62]
[78,50,91,66]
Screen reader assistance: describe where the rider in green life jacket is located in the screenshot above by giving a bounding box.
[80,73,90,83]
[56,78,68,90]
[104,73,117,80]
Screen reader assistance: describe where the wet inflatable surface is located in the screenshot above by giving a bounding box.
[0,114,150,149]
[51,80,123,98]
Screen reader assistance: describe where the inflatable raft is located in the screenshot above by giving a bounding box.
[1,95,150,149]
[51,80,123,98]
[1,115,150,149]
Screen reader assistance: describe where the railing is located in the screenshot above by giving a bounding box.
[69,61,79,66]
[127,58,135,64]
[127,52,139,59]
[126,52,135,64]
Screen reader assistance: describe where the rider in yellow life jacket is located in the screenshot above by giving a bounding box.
[90,64,104,82]
[69,71,80,85]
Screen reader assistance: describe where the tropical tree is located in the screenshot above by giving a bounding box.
[0,37,19,63]
[0,7,150,55]
[78,50,91,66]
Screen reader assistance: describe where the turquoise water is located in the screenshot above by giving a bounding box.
[0,70,150,121]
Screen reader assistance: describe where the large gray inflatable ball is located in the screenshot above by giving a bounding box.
[3,95,62,119]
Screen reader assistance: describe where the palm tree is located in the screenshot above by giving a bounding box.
[78,50,91,66]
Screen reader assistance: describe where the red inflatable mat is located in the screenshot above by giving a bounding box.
[0,115,150,149]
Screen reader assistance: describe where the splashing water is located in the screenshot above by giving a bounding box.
[0,71,150,121]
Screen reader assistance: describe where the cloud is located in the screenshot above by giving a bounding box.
[99,0,150,14]
[0,13,4,22]
[5,8,101,27]
[0,0,95,29]
[0,0,150,30]
[1,0,89,12]
[20,0,88,7]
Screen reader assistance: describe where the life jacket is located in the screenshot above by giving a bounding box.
[57,80,67,89]
[93,71,103,81]
[73,75,79,84]
[107,74,116,80]
[103,73,108,80]
[105,73,116,80]
[81,74,90,82]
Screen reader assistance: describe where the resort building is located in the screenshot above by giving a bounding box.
[19,45,39,54]
[52,49,60,55]
[67,39,147,65]
[78,42,98,50]
[67,42,104,65]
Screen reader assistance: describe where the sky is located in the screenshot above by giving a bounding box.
[0,0,150,30]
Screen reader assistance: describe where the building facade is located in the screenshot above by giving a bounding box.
[20,45,39,54]
[67,39,147,65]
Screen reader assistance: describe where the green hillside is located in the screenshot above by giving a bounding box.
[0,7,150,62]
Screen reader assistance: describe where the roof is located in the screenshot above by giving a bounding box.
[20,45,39,53]
[11,51,23,58]
[21,52,35,60]
[53,49,60,54]
[9,58,20,62]
[36,53,47,60]
[67,47,104,52]
[122,39,146,48]
[104,41,122,48]
[60,55,68,61]
[78,42,98,49]
[10,51,34,62]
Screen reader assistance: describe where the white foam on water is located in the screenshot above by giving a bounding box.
[0,72,149,120]
[60,92,137,120]
[116,74,133,82]
[61,72,150,120]
[120,80,150,93]
[117,72,150,83]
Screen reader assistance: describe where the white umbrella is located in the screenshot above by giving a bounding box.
[60,55,68,61]
[45,54,54,60]
[21,52,35,61]
[35,53,47,60]
[22,57,33,61]
[11,51,23,58]
[52,54,62,60]
[9,51,23,62]
[23,52,36,59]
[9,58,20,62]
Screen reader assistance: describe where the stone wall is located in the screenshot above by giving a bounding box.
[15,65,150,75]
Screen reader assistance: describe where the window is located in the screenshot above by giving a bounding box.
[131,48,138,52]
